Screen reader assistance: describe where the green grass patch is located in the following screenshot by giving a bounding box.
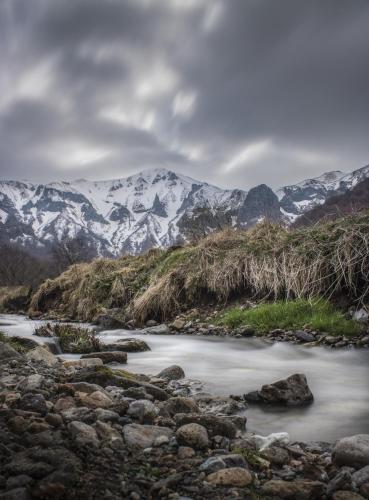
[34,323,101,353]
[217,299,362,337]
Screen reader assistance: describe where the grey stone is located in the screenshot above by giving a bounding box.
[176,423,209,449]
[0,341,21,361]
[157,365,185,380]
[333,435,369,468]
[353,465,369,487]
[127,399,159,423]
[123,423,173,449]
[246,373,314,406]
[81,351,128,364]
[143,324,171,335]
[17,393,47,415]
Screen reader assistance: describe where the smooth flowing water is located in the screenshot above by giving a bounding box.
[2,314,369,442]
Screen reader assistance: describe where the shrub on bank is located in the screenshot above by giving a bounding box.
[218,299,362,336]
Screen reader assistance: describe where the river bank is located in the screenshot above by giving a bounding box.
[1,338,369,500]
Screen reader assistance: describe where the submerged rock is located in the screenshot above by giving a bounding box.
[245,373,314,406]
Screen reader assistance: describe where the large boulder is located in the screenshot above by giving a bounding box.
[157,365,185,380]
[123,423,173,448]
[333,435,369,469]
[176,423,209,450]
[81,351,127,364]
[245,373,314,406]
[105,338,150,352]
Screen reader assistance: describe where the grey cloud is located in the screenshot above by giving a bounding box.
[0,0,369,188]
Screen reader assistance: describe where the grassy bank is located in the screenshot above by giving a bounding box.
[29,211,369,324]
[217,299,362,336]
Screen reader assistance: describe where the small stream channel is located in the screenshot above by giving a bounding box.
[2,314,369,442]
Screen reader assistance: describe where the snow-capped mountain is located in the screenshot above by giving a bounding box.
[277,165,369,221]
[0,165,368,256]
[0,169,245,255]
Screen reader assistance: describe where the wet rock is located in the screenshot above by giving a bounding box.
[123,423,173,449]
[0,341,22,361]
[66,381,108,395]
[17,393,47,415]
[176,423,209,450]
[246,373,314,406]
[143,324,171,335]
[127,399,159,423]
[162,396,199,416]
[174,413,238,439]
[206,467,253,487]
[333,435,369,468]
[63,358,103,369]
[261,479,325,499]
[5,457,54,479]
[105,338,150,352]
[157,365,185,380]
[25,346,58,367]
[76,390,113,409]
[81,351,127,364]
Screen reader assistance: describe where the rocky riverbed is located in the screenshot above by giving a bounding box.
[1,339,369,499]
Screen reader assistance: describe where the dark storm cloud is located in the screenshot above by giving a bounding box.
[0,0,369,188]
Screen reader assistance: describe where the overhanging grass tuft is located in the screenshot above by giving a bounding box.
[218,299,362,336]
[29,211,369,324]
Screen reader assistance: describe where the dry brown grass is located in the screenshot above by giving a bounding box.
[29,211,369,323]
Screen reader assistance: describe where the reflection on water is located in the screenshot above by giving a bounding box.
[2,314,369,442]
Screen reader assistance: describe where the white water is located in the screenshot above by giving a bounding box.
[2,314,369,442]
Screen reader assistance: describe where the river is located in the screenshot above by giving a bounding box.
[2,313,369,442]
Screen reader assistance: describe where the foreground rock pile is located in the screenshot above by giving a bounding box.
[1,342,369,499]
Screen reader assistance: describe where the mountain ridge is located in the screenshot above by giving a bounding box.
[0,165,368,256]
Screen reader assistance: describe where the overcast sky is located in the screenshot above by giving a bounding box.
[1,0,369,189]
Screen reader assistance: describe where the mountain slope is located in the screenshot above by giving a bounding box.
[1,165,368,256]
[293,177,369,227]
